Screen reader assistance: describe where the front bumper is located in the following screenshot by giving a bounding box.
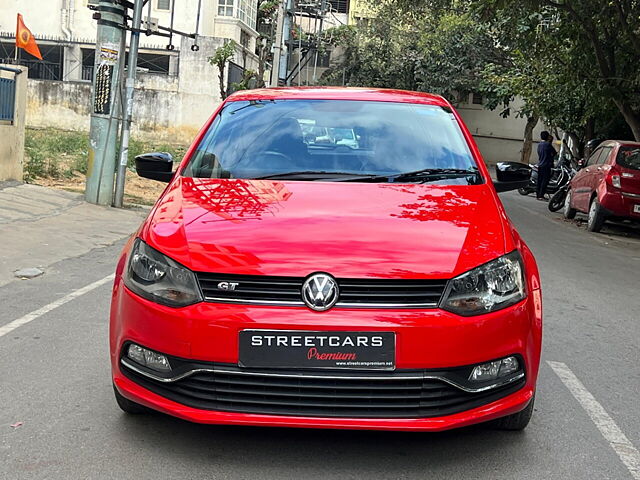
[110,278,542,431]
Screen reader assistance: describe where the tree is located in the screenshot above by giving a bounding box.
[321,4,509,102]
[479,0,640,141]
[325,0,638,153]
[208,40,237,100]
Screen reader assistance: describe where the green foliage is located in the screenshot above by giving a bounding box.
[23,128,186,182]
[209,39,237,69]
[477,0,640,141]
[208,40,238,100]
[324,0,640,143]
[321,3,507,101]
[24,129,88,182]
[126,139,186,170]
[230,69,260,93]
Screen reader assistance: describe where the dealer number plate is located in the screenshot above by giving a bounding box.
[239,330,395,370]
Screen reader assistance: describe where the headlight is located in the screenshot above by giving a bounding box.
[123,239,202,307]
[440,251,526,316]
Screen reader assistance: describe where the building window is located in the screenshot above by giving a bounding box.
[316,50,331,68]
[157,0,170,10]
[218,0,234,16]
[0,41,63,80]
[237,0,257,28]
[137,52,171,74]
[472,92,483,105]
[332,0,348,14]
[240,30,251,49]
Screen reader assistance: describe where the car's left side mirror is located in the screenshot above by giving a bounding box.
[494,162,532,193]
[135,152,174,182]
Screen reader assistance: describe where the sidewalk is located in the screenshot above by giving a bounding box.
[0,182,148,287]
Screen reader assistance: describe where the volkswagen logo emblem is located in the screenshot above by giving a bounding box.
[302,273,339,311]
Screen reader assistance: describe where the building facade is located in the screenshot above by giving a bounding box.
[0,0,261,137]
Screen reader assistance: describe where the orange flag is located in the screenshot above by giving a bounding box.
[16,14,42,60]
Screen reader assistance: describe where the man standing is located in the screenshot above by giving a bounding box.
[536,131,556,201]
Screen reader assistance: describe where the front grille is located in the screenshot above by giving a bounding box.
[122,362,525,419]
[196,273,447,308]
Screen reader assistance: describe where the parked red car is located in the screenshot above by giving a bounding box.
[110,87,541,431]
[564,140,640,232]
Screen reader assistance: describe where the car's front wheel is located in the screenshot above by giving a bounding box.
[491,395,535,431]
[113,385,147,414]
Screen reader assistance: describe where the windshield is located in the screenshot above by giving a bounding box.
[617,146,640,171]
[182,100,481,184]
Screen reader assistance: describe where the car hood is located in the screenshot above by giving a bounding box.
[143,177,507,279]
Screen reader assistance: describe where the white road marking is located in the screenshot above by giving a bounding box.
[0,274,115,338]
[548,360,640,479]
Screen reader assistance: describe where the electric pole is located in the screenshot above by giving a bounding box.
[85,0,126,206]
[270,0,287,87]
[113,0,144,208]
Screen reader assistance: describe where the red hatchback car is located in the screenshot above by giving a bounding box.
[110,88,542,431]
[565,140,640,231]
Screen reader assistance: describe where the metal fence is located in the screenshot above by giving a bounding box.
[0,75,16,122]
[227,62,245,97]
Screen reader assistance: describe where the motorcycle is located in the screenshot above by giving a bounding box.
[547,157,580,212]
[517,154,573,198]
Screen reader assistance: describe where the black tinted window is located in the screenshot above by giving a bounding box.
[182,100,478,183]
[617,146,640,170]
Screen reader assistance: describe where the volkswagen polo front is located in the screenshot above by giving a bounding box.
[110,87,542,432]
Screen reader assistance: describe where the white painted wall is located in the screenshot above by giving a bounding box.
[457,95,549,166]
[0,0,243,47]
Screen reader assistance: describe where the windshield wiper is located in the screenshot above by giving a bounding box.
[253,171,367,181]
[333,168,482,184]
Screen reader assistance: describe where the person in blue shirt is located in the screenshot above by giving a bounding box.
[536,131,557,200]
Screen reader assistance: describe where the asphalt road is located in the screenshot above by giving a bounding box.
[1,192,639,480]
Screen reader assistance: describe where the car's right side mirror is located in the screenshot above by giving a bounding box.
[494,162,532,193]
[135,152,174,182]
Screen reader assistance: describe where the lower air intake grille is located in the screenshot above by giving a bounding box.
[122,362,525,419]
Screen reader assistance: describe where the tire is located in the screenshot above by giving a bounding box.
[113,385,147,414]
[548,189,566,212]
[518,187,531,196]
[563,189,577,219]
[491,395,535,431]
[587,197,606,232]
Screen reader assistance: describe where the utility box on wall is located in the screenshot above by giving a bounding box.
[0,65,27,182]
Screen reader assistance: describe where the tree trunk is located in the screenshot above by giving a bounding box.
[614,99,640,141]
[219,66,227,100]
[520,115,539,164]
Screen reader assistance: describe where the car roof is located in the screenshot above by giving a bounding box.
[600,140,640,148]
[226,87,450,107]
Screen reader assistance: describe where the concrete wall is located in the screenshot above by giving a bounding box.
[457,96,548,167]
[24,36,236,142]
[0,66,27,181]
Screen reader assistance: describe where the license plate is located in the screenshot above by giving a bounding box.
[634,204,640,214]
[239,330,396,370]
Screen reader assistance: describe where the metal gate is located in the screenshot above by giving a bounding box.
[0,67,17,122]
[227,61,245,97]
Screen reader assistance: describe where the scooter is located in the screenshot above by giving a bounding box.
[517,154,573,197]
